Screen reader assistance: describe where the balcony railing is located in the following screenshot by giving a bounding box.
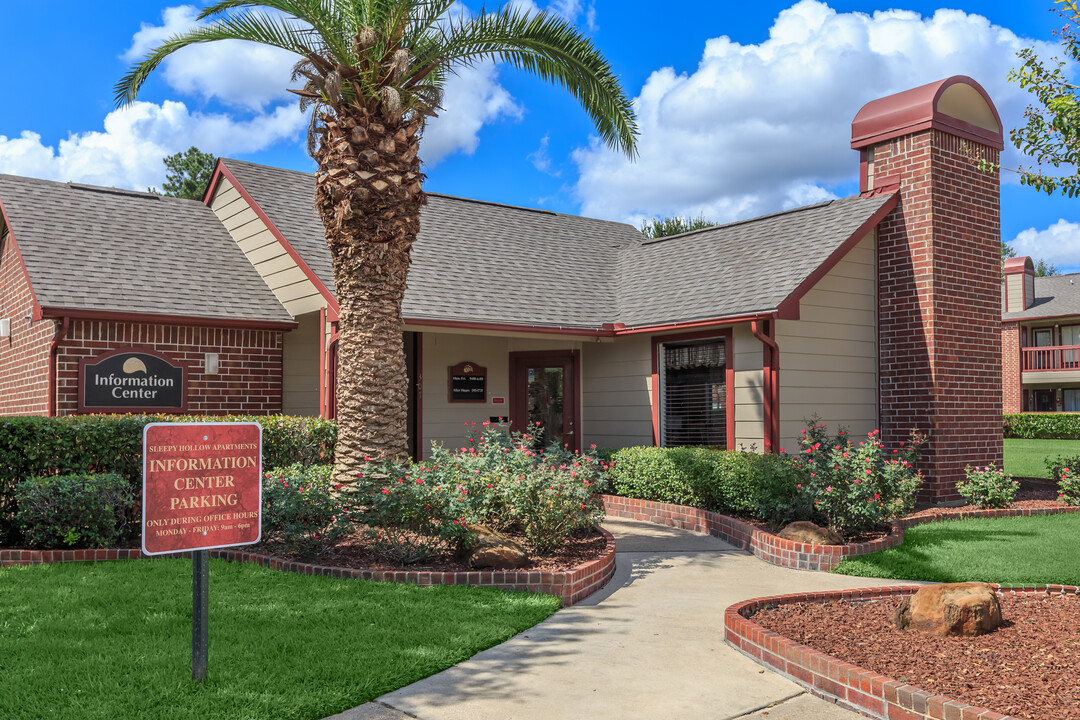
[1023,345,1080,372]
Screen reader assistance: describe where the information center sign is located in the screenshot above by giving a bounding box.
[142,423,262,555]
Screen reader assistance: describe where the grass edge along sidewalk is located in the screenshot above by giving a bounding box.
[0,557,559,720]
[833,512,1080,584]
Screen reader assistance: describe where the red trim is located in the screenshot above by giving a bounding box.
[650,328,736,451]
[206,161,339,313]
[318,306,327,418]
[0,204,44,320]
[47,316,70,417]
[776,193,898,321]
[405,317,612,337]
[751,319,780,453]
[414,332,423,461]
[850,76,1004,151]
[39,307,297,331]
[508,350,581,453]
[76,347,191,415]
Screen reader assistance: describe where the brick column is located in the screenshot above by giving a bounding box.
[853,77,1003,503]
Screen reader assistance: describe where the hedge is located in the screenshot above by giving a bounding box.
[0,414,335,545]
[1003,413,1080,439]
[606,446,799,524]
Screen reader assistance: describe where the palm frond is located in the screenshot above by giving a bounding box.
[411,6,638,156]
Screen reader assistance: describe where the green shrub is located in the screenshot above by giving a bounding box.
[14,473,133,549]
[1004,413,1080,439]
[262,464,349,559]
[957,464,1019,508]
[607,445,804,523]
[1059,467,1080,505]
[358,424,605,562]
[1046,454,1080,484]
[789,421,923,538]
[0,414,336,545]
[607,446,699,505]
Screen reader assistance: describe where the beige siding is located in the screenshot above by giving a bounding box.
[420,332,581,455]
[1005,274,1023,313]
[209,177,326,316]
[282,311,321,416]
[776,232,877,453]
[581,335,653,448]
[1024,273,1035,311]
[732,324,765,452]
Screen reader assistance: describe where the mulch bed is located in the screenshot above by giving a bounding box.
[255,527,608,573]
[906,487,1069,520]
[753,594,1080,720]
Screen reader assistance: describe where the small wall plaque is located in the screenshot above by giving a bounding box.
[449,361,487,403]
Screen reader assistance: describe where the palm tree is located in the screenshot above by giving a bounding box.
[116,0,638,481]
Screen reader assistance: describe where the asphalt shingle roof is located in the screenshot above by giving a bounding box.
[223,160,894,329]
[0,174,293,323]
[1004,272,1080,320]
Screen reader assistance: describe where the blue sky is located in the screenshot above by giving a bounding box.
[2,1,1079,269]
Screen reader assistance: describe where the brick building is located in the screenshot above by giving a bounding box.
[1002,258,1080,413]
[0,76,1004,502]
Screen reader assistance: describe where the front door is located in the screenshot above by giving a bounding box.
[510,350,580,452]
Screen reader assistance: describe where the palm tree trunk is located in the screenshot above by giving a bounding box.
[314,102,424,481]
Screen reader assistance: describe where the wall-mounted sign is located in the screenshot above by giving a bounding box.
[79,348,187,413]
[449,361,487,403]
[142,422,262,555]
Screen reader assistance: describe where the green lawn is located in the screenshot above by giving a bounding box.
[1003,437,1080,478]
[833,513,1080,585]
[0,559,560,720]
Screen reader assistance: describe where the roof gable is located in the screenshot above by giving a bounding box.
[0,174,293,324]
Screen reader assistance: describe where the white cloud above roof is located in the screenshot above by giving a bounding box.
[572,0,1059,224]
[0,101,305,191]
[1011,219,1080,271]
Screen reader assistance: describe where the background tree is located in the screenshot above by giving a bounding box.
[161,146,217,199]
[639,214,715,239]
[116,0,638,481]
[994,0,1080,195]
[1001,241,1060,276]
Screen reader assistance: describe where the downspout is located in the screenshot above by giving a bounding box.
[750,317,780,453]
[47,316,70,417]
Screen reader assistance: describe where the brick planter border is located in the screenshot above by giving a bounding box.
[601,495,1080,572]
[725,584,1080,720]
[0,528,616,607]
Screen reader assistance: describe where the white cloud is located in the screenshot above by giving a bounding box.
[0,101,306,190]
[1011,220,1080,269]
[528,134,560,176]
[124,5,300,112]
[573,0,1061,223]
[420,63,523,165]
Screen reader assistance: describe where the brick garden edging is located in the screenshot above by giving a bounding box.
[725,584,1080,720]
[0,528,617,607]
[601,495,1080,572]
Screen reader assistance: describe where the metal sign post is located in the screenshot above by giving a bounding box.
[142,422,262,683]
[192,549,210,681]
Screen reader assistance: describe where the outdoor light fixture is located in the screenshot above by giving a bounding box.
[0,319,9,338]
[205,352,219,374]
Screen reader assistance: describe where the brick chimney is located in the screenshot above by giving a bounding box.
[851,76,1003,503]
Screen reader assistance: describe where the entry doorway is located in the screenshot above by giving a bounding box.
[509,350,580,453]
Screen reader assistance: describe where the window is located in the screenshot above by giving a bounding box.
[1065,389,1080,412]
[661,340,727,448]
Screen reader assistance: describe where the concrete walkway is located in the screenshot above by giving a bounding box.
[329,517,912,720]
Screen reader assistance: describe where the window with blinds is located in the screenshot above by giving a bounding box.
[661,339,727,448]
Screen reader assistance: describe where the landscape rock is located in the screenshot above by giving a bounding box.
[777,521,843,546]
[467,525,530,570]
[893,582,1002,637]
